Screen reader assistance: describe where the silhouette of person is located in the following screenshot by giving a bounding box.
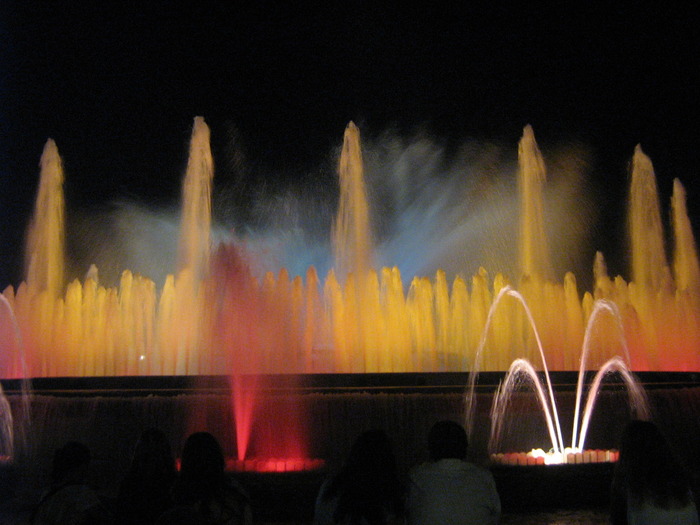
[313,429,405,525]
[406,420,500,525]
[116,428,177,525]
[610,419,699,525]
[32,441,113,525]
[157,432,252,525]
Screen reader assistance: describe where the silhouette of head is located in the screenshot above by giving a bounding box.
[328,429,404,525]
[428,420,468,461]
[131,427,176,478]
[180,432,225,482]
[617,419,692,507]
[619,419,669,464]
[345,429,397,478]
[52,441,91,484]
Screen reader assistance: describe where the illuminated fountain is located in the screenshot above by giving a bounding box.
[475,286,650,466]
[3,121,700,377]
[1,117,699,476]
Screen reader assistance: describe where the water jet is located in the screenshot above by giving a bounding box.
[1,118,699,495]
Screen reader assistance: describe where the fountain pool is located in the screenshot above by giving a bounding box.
[1,119,699,479]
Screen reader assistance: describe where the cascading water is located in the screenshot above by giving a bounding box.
[0,293,31,465]
[0,384,13,464]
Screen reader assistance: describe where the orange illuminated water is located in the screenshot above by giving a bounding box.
[1,118,700,379]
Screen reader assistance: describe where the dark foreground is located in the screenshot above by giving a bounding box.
[2,373,698,524]
[0,508,610,525]
[1,461,614,524]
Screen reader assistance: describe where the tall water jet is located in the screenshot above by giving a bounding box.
[332,122,373,280]
[620,145,700,369]
[516,126,571,369]
[518,125,551,281]
[3,119,700,484]
[671,178,700,294]
[207,244,267,461]
[167,116,214,375]
[666,178,700,368]
[178,116,214,280]
[3,120,700,379]
[329,122,376,371]
[629,145,672,291]
[25,139,65,297]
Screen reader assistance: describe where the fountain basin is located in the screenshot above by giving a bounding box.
[490,448,619,466]
[1,372,699,515]
[492,462,616,511]
[225,457,326,473]
[230,463,328,522]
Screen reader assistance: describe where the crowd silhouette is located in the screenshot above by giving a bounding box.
[115,428,177,524]
[19,417,699,525]
[313,429,405,525]
[610,420,699,525]
[32,441,112,525]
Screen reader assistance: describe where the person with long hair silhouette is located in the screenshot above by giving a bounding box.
[610,419,698,524]
[314,429,405,525]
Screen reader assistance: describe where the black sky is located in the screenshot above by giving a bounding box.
[1,3,699,287]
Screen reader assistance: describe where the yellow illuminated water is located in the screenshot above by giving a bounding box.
[1,119,699,378]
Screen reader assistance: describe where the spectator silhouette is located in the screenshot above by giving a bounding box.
[116,428,177,525]
[32,441,113,525]
[313,428,405,525]
[157,431,252,525]
[406,420,500,525]
[610,419,699,524]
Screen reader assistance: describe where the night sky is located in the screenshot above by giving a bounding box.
[1,3,698,289]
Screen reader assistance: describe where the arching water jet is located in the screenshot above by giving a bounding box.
[487,295,650,465]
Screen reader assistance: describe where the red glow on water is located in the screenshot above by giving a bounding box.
[225,457,325,473]
[175,456,325,473]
